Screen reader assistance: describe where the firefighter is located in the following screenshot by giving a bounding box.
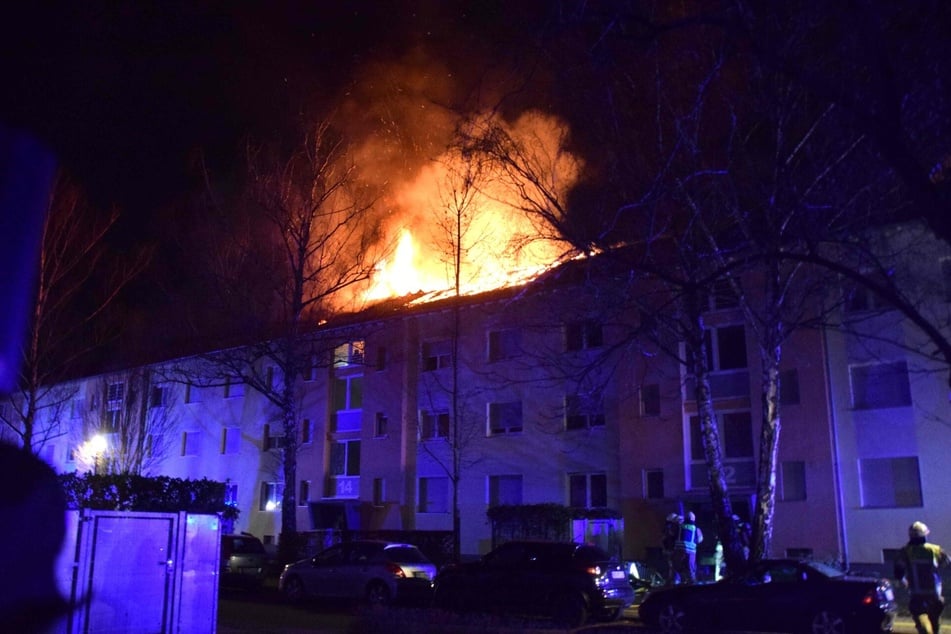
[662,513,683,584]
[673,511,704,584]
[895,521,951,634]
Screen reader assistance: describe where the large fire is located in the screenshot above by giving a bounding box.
[360,110,582,306]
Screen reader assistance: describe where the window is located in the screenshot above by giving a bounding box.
[565,320,603,351]
[418,476,449,513]
[374,412,388,438]
[488,475,523,506]
[860,457,922,508]
[568,473,607,508]
[150,385,170,408]
[181,431,201,457]
[334,340,366,367]
[259,481,284,512]
[844,279,887,313]
[420,410,450,440]
[645,469,664,499]
[565,393,605,430]
[641,384,661,417]
[221,427,241,455]
[330,440,360,477]
[488,401,523,435]
[373,478,385,506]
[224,378,244,398]
[263,424,284,451]
[685,325,749,399]
[781,461,807,501]
[185,384,202,404]
[778,369,800,405]
[333,375,363,432]
[850,361,912,409]
[107,382,124,410]
[375,346,387,371]
[422,340,452,371]
[298,480,310,506]
[689,412,755,488]
[488,328,521,362]
[303,354,317,382]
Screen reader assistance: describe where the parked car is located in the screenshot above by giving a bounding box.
[432,540,635,627]
[625,559,665,604]
[220,533,268,588]
[279,540,437,606]
[638,558,897,633]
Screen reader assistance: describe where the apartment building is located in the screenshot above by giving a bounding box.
[26,223,951,567]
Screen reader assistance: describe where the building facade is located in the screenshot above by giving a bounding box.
[19,223,951,568]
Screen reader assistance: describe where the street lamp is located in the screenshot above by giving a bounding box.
[88,434,107,475]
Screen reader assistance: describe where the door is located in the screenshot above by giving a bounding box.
[73,511,177,633]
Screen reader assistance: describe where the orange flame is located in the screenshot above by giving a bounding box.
[359,110,582,305]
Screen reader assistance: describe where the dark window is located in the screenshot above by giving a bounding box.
[851,362,912,409]
[645,469,664,499]
[566,320,603,351]
[779,369,800,405]
[641,384,661,416]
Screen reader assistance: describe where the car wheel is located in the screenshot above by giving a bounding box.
[657,601,687,634]
[809,608,845,634]
[365,581,391,606]
[282,575,305,604]
[552,592,588,628]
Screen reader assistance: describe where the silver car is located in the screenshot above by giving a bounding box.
[221,533,268,588]
[279,540,436,605]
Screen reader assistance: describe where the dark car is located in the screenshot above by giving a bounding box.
[279,540,437,606]
[220,533,268,588]
[638,558,897,633]
[432,540,635,627]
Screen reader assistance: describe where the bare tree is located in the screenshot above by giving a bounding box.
[72,368,178,475]
[178,116,382,562]
[0,171,147,454]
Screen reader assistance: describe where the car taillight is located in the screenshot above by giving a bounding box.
[862,589,876,605]
[384,562,406,578]
[585,565,602,577]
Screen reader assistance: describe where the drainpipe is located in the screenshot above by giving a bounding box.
[822,325,849,569]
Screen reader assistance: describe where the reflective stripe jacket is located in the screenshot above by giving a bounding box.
[895,542,950,598]
[675,522,703,553]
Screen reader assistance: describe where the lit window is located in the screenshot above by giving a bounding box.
[420,410,450,440]
[334,340,366,367]
[422,340,452,371]
[850,361,911,409]
[418,476,449,513]
[488,474,522,506]
[860,457,921,508]
[565,393,605,430]
[488,328,521,362]
[488,401,523,435]
[565,320,603,351]
[259,481,284,512]
[568,473,607,508]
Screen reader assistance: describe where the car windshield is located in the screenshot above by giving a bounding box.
[231,538,265,554]
[384,545,429,564]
